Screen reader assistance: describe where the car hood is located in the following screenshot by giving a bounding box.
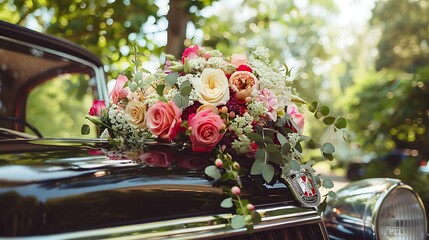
[0,139,297,237]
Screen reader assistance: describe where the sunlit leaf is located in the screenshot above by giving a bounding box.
[220,197,233,208]
[231,215,246,229]
[334,117,347,129]
[204,165,221,179]
[262,164,275,183]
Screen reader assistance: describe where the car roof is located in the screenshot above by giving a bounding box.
[0,20,102,67]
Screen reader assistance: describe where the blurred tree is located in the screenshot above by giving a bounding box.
[344,0,429,157]
[0,0,215,78]
[371,0,429,72]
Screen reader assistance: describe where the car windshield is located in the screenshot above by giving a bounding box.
[0,34,103,139]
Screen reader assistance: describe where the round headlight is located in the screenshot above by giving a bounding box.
[377,188,427,239]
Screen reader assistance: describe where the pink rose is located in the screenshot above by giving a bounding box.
[146,101,182,140]
[287,103,305,133]
[88,100,106,116]
[139,151,171,167]
[110,75,129,105]
[188,109,225,152]
[257,89,279,121]
[181,45,200,63]
[231,54,247,67]
[229,71,259,103]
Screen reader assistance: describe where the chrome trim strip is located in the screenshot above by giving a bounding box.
[2,205,327,239]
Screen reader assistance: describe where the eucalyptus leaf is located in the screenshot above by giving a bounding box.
[165,72,179,86]
[251,211,262,224]
[323,116,335,125]
[276,132,288,146]
[308,101,318,113]
[263,128,275,139]
[320,105,330,116]
[334,117,347,129]
[173,94,189,108]
[314,110,324,119]
[262,164,275,183]
[289,159,301,171]
[265,144,278,153]
[81,124,90,135]
[220,197,233,208]
[251,160,265,175]
[268,152,283,165]
[179,80,192,96]
[231,215,246,229]
[328,191,337,198]
[295,142,302,153]
[323,153,334,160]
[321,143,335,154]
[156,84,165,96]
[281,142,291,155]
[204,165,221,179]
[322,178,334,189]
[307,138,320,149]
[245,132,264,143]
[254,149,266,161]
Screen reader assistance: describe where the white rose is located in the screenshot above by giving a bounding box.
[125,100,147,129]
[191,68,230,106]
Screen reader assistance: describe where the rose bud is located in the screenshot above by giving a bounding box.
[231,186,241,195]
[247,204,255,211]
[215,158,223,168]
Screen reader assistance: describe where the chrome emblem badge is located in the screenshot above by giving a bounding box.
[281,166,321,208]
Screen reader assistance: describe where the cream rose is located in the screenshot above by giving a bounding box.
[125,100,147,129]
[191,68,230,106]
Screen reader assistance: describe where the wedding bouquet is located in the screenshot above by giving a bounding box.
[84,45,348,230]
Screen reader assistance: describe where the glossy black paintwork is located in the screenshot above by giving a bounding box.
[0,139,297,237]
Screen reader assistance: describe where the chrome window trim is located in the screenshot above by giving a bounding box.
[0,36,108,102]
[1,205,327,239]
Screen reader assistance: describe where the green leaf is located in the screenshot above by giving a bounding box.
[251,211,262,224]
[268,152,283,165]
[173,94,189,108]
[321,143,335,154]
[165,72,179,86]
[323,153,334,160]
[220,197,233,208]
[245,132,264,143]
[281,142,291,155]
[262,164,275,183]
[264,144,277,153]
[328,191,337,198]
[319,105,330,116]
[179,80,192,96]
[322,178,334,189]
[323,116,335,125]
[254,149,266,161]
[263,128,275,139]
[295,142,303,153]
[204,165,221,179]
[308,101,318,113]
[307,138,320,149]
[251,160,265,175]
[81,124,90,135]
[276,132,288,146]
[156,84,165,96]
[334,117,347,129]
[314,110,324,119]
[85,115,103,125]
[289,159,301,171]
[231,215,246,229]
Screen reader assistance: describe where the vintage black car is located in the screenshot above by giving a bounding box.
[0,20,427,239]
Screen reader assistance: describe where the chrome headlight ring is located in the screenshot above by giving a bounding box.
[323,178,427,240]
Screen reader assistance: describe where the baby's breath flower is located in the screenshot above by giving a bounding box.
[232,135,252,154]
